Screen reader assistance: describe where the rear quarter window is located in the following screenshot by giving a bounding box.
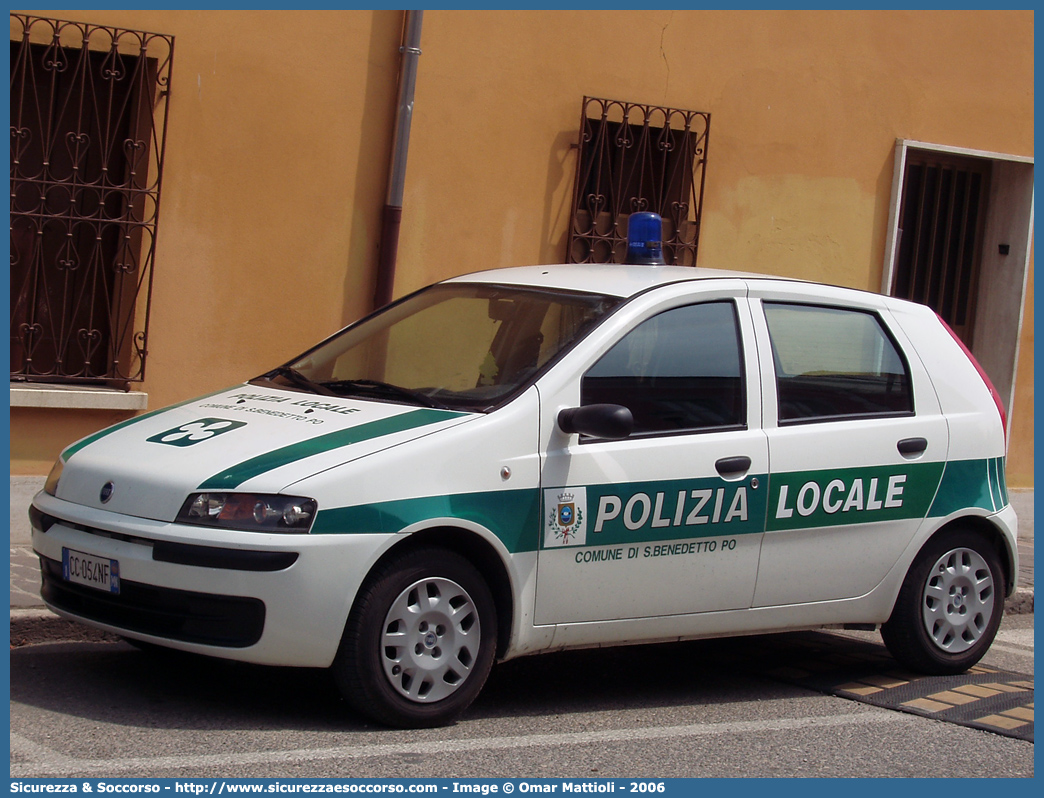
[763,302,913,424]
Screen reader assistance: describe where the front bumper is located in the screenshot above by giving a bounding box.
[30,491,392,667]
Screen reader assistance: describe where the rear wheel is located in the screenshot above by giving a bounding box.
[881,529,1005,674]
[333,547,497,728]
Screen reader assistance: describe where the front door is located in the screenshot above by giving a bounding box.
[534,287,769,625]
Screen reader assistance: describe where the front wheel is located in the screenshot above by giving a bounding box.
[881,529,1005,674]
[333,547,497,728]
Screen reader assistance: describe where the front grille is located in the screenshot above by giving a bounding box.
[152,541,298,571]
[40,557,265,648]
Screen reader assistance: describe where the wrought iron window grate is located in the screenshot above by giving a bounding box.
[567,97,710,266]
[10,14,174,384]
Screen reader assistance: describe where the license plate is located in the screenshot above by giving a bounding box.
[62,548,120,594]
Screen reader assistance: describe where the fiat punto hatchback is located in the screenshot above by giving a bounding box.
[31,263,1017,727]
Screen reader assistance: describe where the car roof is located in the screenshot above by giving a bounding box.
[444,264,768,299]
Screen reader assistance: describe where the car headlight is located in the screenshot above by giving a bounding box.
[44,457,65,496]
[177,493,318,533]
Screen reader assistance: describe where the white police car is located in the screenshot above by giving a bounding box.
[32,246,1016,728]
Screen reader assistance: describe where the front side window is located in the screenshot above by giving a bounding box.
[256,284,621,412]
[582,301,745,436]
[763,303,913,424]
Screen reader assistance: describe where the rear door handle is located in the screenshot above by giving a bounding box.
[716,456,752,477]
[897,437,928,456]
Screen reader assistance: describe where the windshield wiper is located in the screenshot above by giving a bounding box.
[261,366,339,397]
[320,378,449,409]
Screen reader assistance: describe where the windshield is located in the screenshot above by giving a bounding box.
[252,283,622,411]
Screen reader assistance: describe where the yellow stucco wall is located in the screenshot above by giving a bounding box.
[396,10,1033,289]
[11,9,404,472]
[10,9,1034,484]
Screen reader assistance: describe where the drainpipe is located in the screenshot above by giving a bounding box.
[373,10,423,310]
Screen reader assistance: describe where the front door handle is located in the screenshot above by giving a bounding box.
[716,455,752,477]
[897,437,928,456]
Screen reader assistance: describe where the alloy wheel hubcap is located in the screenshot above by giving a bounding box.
[921,547,995,654]
[380,576,481,703]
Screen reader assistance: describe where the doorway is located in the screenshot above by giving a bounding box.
[882,140,1034,437]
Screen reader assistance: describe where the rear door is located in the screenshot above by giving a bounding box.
[747,282,949,607]
[534,281,769,625]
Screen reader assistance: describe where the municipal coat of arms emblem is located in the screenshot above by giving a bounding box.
[544,487,587,547]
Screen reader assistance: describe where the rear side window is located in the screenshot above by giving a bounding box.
[582,301,745,435]
[763,303,913,424]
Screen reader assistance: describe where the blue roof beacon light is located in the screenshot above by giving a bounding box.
[625,212,666,265]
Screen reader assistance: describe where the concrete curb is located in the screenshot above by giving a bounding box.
[1005,586,1034,616]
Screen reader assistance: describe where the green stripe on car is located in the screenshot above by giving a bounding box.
[766,461,946,532]
[579,474,769,545]
[61,387,235,462]
[928,457,1008,518]
[990,456,1008,510]
[308,457,1004,552]
[198,408,465,491]
[312,488,541,553]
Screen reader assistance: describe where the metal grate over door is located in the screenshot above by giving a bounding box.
[892,153,990,346]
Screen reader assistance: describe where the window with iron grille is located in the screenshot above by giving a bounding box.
[567,97,710,266]
[10,14,174,384]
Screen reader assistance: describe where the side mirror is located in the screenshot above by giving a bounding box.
[557,404,633,440]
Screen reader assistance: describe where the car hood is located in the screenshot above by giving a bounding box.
[51,385,474,522]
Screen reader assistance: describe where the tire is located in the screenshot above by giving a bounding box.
[333,546,497,728]
[881,529,1005,674]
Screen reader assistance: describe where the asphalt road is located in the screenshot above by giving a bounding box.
[9,614,1033,779]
